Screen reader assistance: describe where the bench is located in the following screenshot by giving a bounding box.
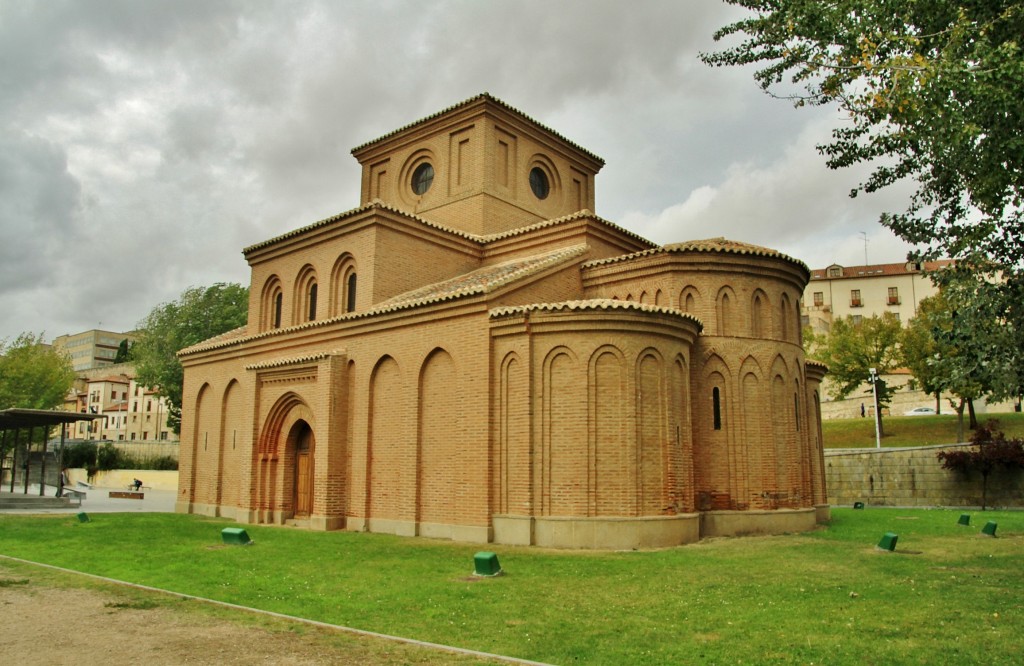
[108,490,144,499]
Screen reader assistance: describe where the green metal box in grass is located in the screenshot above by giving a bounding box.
[877,532,898,551]
[474,551,502,576]
[221,527,253,545]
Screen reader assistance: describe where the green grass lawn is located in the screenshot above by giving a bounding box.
[1,509,1022,664]
[823,411,1024,448]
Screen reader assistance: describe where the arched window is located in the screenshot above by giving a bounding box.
[261,276,284,331]
[329,253,357,317]
[308,283,318,321]
[347,273,357,313]
[713,387,722,430]
[781,293,792,341]
[752,294,764,337]
[294,265,318,323]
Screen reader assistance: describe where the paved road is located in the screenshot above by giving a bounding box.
[0,484,176,513]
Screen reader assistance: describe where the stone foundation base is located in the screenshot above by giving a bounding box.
[179,504,828,548]
[700,507,818,538]
[494,514,701,549]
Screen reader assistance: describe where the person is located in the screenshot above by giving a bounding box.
[132,478,143,491]
[56,468,68,497]
[860,403,866,418]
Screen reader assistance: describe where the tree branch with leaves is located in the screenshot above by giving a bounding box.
[132,283,248,433]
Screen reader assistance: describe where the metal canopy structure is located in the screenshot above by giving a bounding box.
[0,408,105,431]
[0,408,105,497]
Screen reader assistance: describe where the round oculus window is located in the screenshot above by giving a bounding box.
[529,167,550,200]
[411,162,434,195]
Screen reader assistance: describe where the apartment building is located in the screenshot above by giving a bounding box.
[52,329,135,371]
[802,260,952,333]
[65,369,175,442]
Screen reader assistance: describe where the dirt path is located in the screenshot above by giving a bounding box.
[0,566,503,665]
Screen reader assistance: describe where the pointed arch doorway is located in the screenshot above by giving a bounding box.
[291,421,315,517]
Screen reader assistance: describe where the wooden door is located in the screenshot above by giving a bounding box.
[294,425,313,516]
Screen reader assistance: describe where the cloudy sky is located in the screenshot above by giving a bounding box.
[0,0,921,343]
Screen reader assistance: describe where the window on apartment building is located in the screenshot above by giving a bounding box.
[852,315,863,325]
[828,266,842,278]
[110,390,116,400]
[712,387,722,431]
[146,400,151,412]
[813,291,823,306]
[160,431,168,441]
[888,287,899,304]
[143,432,148,440]
[274,292,283,328]
[850,289,862,307]
[308,283,318,321]
[131,433,136,440]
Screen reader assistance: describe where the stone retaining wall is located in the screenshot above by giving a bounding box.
[825,444,1024,508]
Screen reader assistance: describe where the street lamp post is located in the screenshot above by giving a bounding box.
[869,367,882,449]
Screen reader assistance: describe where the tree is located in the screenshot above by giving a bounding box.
[0,332,76,410]
[900,294,945,412]
[703,2,1024,322]
[937,420,1024,510]
[908,269,1017,441]
[807,313,902,397]
[806,312,902,436]
[132,283,248,433]
[113,338,134,364]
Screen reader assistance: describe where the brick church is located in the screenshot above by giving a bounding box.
[177,94,829,548]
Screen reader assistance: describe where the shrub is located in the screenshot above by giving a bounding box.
[145,455,179,471]
[61,442,97,469]
[96,443,123,471]
[937,420,1024,509]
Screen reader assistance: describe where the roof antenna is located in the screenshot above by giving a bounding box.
[859,231,869,266]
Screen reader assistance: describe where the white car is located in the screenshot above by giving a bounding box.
[904,407,936,416]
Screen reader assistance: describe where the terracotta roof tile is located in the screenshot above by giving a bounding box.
[243,200,485,255]
[244,352,340,371]
[90,375,129,384]
[351,93,604,166]
[809,260,952,280]
[479,209,656,247]
[375,244,588,310]
[582,237,809,273]
[490,299,704,331]
[180,245,589,357]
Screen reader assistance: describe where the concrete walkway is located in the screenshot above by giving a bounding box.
[0,484,176,514]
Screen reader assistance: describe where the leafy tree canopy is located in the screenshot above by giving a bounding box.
[133,283,248,432]
[114,338,134,364]
[703,2,1024,271]
[0,332,76,410]
[900,293,946,399]
[806,312,903,400]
